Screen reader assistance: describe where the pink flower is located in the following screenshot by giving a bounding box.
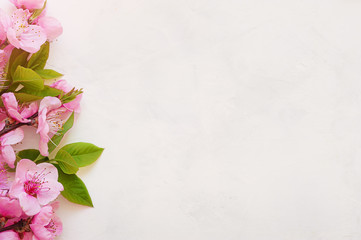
[2,93,38,123]
[9,159,63,216]
[51,80,82,113]
[36,97,64,156]
[0,230,21,239]
[0,45,13,78]
[0,197,22,218]
[10,0,46,11]
[31,204,62,240]
[37,16,62,41]
[0,9,12,41]
[0,129,24,168]
[6,9,47,53]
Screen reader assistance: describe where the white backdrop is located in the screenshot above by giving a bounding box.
[3,0,361,239]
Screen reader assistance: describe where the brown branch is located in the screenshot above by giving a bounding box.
[0,112,38,137]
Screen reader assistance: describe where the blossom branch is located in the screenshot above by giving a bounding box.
[0,218,31,233]
[0,112,38,137]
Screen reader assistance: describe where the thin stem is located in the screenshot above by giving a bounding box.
[0,112,38,137]
[0,218,31,233]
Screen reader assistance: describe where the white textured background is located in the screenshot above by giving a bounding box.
[4,0,361,239]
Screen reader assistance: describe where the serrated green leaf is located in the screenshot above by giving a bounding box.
[27,42,49,70]
[13,66,44,90]
[54,149,79,174]
[47,112,74,154]
[57,167,93,207]
[60,142,103,167]
[35,69,63,80]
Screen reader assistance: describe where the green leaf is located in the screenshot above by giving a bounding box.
[57,167,93,207]
[17,85,62,98]
[60,142,104,167]
[10,52,29,79]
[27,42,49,70]
[29,0,47,22]
[7,48,28,80]
[35,69,63,80]
[47,112,74,154]
[17,149,41,161]
[54,149,79,174]
[13,66,44,90]
[13,93,43,103]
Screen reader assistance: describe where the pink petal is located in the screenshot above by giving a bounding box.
[11,9,30,34]
[1,145,16,168]
[9,178,25,198]
[1,93,30,123]
[18,25,47,53]
[14,159,36,181]
[37,182,63,205]
[0,9,11,41]
[7,27,21,49]
[0,197,22,218]
[36,162,59,180]
[13,0,46,10]
[64,94,82,113]
[20,102,38,119]
[38,16,63,41]
[39,97,62,113]
[50,80,72,92]
[19,192,41,216]
[38,134,49,157]
[32,205,52,225]
[1,128,24,145]
[0,230,20,239]
[30,225,52,240]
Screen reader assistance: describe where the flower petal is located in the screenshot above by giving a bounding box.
[19,192,41,216]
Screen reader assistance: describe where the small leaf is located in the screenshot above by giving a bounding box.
[10,52,29,79]
[35,69,63,80]
[13,93,42,103]
[61,142,103,167]
[57,167,93,207]
[7,48,28,80]
[54,149,79,174]
[13,66,44,90]
[17,149,41,161]
[48,112,74,154]
[17,85,62,98]
[27,42,49,70]
[29,0,47,22]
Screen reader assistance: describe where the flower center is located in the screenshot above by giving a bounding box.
[24,170,50,196]
[47,110,66,135]
[45,219,57,234]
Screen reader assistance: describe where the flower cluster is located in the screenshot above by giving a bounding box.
[0,0,103,239]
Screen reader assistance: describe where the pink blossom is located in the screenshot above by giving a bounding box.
[0,45,14,78]
[2,93,38,123]
[31,204,62,240]
[0,230,21,239]
[10,0,46,11]
[0,129,24,168]
[51,80,82,113]
[9,159,63,216]
[0,197,22,218]
[36,97,64,156]
[37,16,62,41]
[6,9,47,53]
[0,9,12,41]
